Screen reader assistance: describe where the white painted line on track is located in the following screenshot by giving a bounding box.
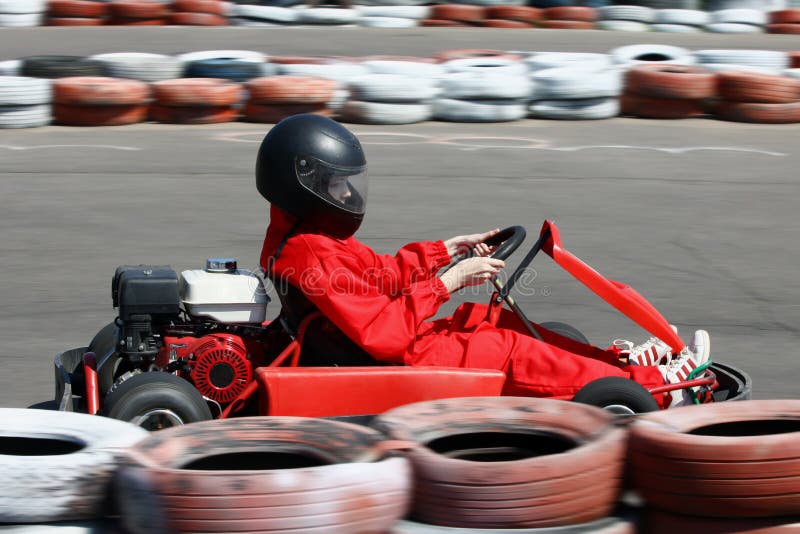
[0,144,141,151]
[211,131,785,156]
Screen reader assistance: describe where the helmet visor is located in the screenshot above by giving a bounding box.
[295,156,368,215]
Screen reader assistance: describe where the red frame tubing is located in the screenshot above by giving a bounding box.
[82,351,100,415]
[648,369,717,396]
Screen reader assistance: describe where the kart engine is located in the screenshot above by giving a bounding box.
[164,333,253,404]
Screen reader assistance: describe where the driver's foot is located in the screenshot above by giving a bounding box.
[614,325,677,366]
[659,329,712,407]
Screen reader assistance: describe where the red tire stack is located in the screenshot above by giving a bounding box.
[715,71,800,124]
[243,76,336,124]
[47,0,107,26]
[480,6,542,28]
[622,65,717,119]
[150,78,242,124]
[541,7,596,30]
[53,77,150,126]
[108,0,169,25]
[169,0,228,26]
[422,5,484,27]
[433,49,522,63]
[767,9,800,34]
[792,51,800,69]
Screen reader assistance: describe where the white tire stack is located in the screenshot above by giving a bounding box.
[529,66,622,120]
[596,5,653,32]
[0,59,21,76]
[610,44,696,68]
[341,74,437,124]
[651,9,708,33]
[88,53,185,82]
[295,7,359,25]
[694,49,789,76]
[0,77,51,128]
[356,5,429,27]
[230,4,297,26]
[0,0,46,26]
[705,8,767,33]
[434,57,531,122]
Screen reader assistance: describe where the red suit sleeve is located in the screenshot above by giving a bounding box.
[281,238,451,364]
[372,240,452,290]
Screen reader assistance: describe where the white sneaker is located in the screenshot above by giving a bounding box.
[659,329,712,407]
[614,325,677,366]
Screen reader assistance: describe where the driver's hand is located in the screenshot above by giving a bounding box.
[439,257,505,293]
[443,228,501,258]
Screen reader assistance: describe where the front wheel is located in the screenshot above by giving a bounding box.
[102,372,212,430]
[572,376,660,415]
[539,321,590,345]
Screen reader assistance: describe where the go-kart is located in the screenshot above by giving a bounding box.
[53,220,751,430]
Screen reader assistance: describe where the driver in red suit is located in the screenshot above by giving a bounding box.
[258,114,711,409]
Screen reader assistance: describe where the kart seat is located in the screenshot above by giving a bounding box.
[270,278,385,367]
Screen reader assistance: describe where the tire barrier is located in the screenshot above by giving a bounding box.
[0,0,45,26]
[0,408,148,523]
[244,75,336,122]
[47,0,107,26]
[150,78,242,123]
[0,76,52,128]
[53,76,150,126]
[5,46,800,125]
[107,0,170,25]
[373,397,626,530]
[628,399,800,518]
[115,417,411,534]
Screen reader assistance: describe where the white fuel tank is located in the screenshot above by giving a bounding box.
[180,259,268,323]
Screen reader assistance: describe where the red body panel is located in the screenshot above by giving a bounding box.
[255,366,506,416]
[541,220,684,353]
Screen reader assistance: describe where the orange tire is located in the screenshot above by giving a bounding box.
[792,51,800,69]
[718,71,800,104]
[108,1,169,19]
[431,4,485,22]
[151,78,242,106]
[420,19,470,27]
[172,0,227,16]
[108,17,166,25]
[625,65,718,100]
[244,103,332,123]
[770,9,800,24]
[54,103,148,126]
[767,23,800,34]
[54,77,150,105]
[543,6,597,22]
[621,93,707,119]
[47,17,104,25]
[245,76,336,104]
[717,100,800,123]
[150,104,238,124]
[540,20,595,29]
[169,12,227,25]
[485,5,542,23]
[478,19,533,28]
[48,0,107,18]
[433,48,523,62]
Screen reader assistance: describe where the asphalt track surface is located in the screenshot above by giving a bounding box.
[1,28,798,409]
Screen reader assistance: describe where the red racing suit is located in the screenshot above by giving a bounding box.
[261,206,667,406]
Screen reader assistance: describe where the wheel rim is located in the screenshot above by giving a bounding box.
[130,409,185,430]
[603,404,637,416]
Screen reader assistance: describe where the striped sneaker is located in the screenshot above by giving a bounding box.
[614,325,677,366]
[660,329,712,407]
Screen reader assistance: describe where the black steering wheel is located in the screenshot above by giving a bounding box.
[483,225,526,261]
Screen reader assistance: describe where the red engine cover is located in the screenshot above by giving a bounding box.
[187,334,253,404]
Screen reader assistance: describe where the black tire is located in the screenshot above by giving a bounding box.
[572,376,660,415]
[539,321,590,345]
[20,55,106,79]
[87,321,122,397]
[102,372,212,431]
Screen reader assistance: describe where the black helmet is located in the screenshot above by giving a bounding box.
[256,114,368,239]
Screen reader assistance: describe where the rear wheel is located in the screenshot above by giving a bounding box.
[572,376,660,415]
[102,372,212,430]
[539,321,590,345]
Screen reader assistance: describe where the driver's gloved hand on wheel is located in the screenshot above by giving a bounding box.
[439,257,505,293]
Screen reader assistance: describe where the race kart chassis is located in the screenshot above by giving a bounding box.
[53,220,751,420]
